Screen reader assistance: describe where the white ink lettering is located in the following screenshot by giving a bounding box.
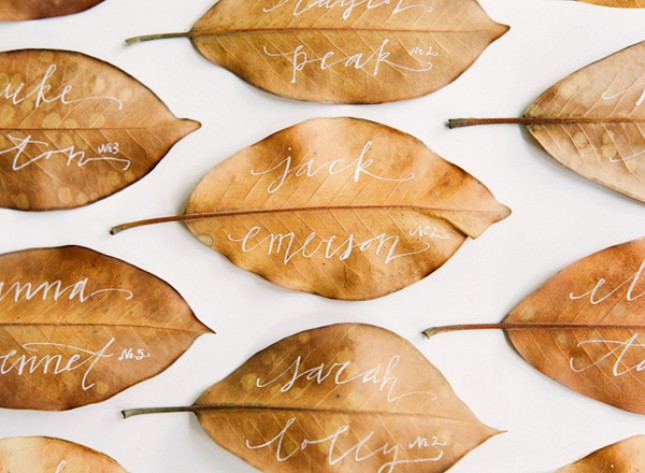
[569,258,644,304]
[570,334,645,377]
[263,0,433,20]
[55,461,67,473]
[118,348,151,361]
[0,278,134,303]
[408,226,449,240]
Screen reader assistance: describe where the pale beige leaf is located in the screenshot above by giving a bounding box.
[0,0,105,20]
[556,436,645,472]
[0,49,199,210]
[0,246,212,410]
[0,436,127,473]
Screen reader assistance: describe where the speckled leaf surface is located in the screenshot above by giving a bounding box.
[556,436,645,472]
[0,0,105,21]
[0,49,199,210]
[0,246,211,410]
[0,436,127,473]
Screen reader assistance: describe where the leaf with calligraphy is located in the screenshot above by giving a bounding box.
[0,49,199,210]
[425,237,645,414]
[0,436,127,473]
[556,436,645,472]
[577,0,644,7]
[449,41,645,203]
[126,0,508,104]
[0,246,212,410]
[0,0,106,21]
[123,323,499,473]
[111,117,510,300]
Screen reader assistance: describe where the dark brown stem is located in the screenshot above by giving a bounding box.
[423,323,642,338]
[447,116,636,129]
[125,32,191,45]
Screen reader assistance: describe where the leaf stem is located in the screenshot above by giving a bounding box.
[122,405,197,418]
[447,116,636,129]
[125,32,191,46]
[423,323,643,338]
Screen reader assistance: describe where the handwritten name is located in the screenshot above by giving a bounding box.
[256,354,437,403]
[229,227,432,265]
[55,461,67,473]
[247,417,446,473]
[263,0,433,20]
[601,81,645,108]
[0,134,131,171]
[0,64,123,110]
[263,38,434,84]
[570,334,644,377]
[569,258,644,305]
[0,278,134,303]
[251,141,415,193]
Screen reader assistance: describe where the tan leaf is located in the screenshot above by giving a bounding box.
[577,0,644,7]
[449,41,645,203]
[0,245,212,410]
[0,49,200,210]
[0,0,105,21]
[426,237,645,414]
[556,436,645,472]
[127,0,508,103]
[112,117,510,300]
[123,323,499,473]
[0,436,128,473]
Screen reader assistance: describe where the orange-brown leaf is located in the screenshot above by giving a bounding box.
[0,0,105,20]
[0,246,212,410]
[555,436,645,472]
[577,0,644,7]
[0,436,127,472]
[178,117,510,300]
[0,49,199,210]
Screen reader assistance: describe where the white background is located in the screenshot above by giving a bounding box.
[0,1,643,472]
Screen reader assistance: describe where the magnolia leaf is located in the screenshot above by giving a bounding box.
[0,49,200,210]
[0,436,127,473]
[123,323,499,473]
[0,0,105,21]
[112,117,510,301]
[126,0,508,104]
[577,0,644,7]
[555,436,645,472]
[0,245,212,410]
[449,41,645,203]
[425,237,645,414]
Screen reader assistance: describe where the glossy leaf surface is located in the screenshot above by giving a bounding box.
[0,246,211,410]
[0,49,199,210]
[0,0,105,21]
[0,436,127,473]
[556,436,645,472]
[125,324,499,473]
[138,0,508,103]
[180,117,510,300]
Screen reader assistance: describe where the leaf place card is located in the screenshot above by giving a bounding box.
[0,0,106,21]
[0,49,199,210]
[112,117,510,300]
[0,436,128,473]
[126,0,508,104]
[123,324,499,473]
[449,41,645,203]
[577,0,644,7]
[0,246,212,410]
[426,236,645,414]
[555,436,645,472]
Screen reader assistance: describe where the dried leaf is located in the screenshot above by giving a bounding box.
[449,41,645,203]
[112,117,510,300]
[123,323,499,473]
[426,237,645,414]
[556,436,645,472]
[0,245,212,410]
[577,0,644,7]
[0,49,200,210]
[127,0,508,103]
[0,0,105,21]
[0,436,128,473]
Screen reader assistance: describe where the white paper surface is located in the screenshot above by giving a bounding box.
[0,1,643,472]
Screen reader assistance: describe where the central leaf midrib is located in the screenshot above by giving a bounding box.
[0,321,207,333]
[189,26,494,37]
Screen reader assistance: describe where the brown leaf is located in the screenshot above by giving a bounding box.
[0,49,200,210]
[112,117,510,300]
[577,0,644,7]
[449,41,645,203]
[0,436,128,473]
[0,0,105,21]
[123,323,499,473]
[0,245,212,410]
[426,237,644,414]
[128,0,508,103]
[555,436,645,472]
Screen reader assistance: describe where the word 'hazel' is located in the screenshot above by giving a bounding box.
[0,49,199,211]
[111,117,511,301]
[126,0,508,103]
[0,246,212,410]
